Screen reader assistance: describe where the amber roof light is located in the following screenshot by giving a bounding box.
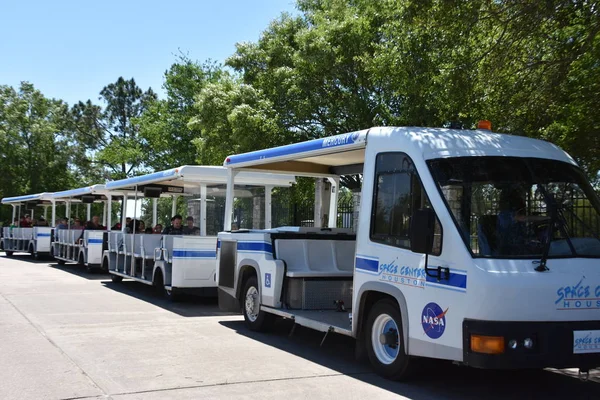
[477,120,492,130]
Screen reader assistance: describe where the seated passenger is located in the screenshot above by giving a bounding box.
[72,218,84,229]
[162,215,184,235]
[56,218,69,230]
[152,224,163,234]
[20,214,32,227]
[183,216,200,235]
[496,187,529,255]
[85,215,105,230]
[36,217,49,227]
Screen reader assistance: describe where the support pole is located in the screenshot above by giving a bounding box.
[121,194,128,232]
[131,186,138,277]
[51,200,56,227]
[43,205,48,221]
[265,185,273,229]
[224,169,236,230]
[200,184,207,236]
[86,203,91,222]
[102,201,107,227]
[107,195,112,230]
[152,198,158,227]
[327,177,339,229]
[11,205,16,224]
[171,195,178,217]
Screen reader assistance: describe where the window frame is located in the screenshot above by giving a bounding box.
[426,156,600,260]
[369,151,443,256]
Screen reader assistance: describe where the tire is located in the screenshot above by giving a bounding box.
[164,287,180,302]
[29,245,37,259]
[242,275,273,331]
[111,274,123,283]
[5,251,13,257]
[57,259,66,265]
[85,264,94,274]
[153,270,176,301]
[365,299,413,380]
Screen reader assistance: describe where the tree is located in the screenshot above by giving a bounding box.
[0,82,76,222]
[212,0,600,183]
[137,55,224,170]
[188,75,294,165]
[70,77,157,180]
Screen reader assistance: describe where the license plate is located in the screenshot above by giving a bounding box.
[573,330,600,354]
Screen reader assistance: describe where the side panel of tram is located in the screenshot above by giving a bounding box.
[103,232,218,293]
[2,227,53,257]
[53,230,107,268]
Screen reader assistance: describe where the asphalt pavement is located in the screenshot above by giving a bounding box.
[0,252,598,400]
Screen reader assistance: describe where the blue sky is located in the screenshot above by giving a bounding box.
[0,0,298,105]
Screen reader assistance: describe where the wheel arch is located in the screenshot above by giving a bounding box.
[152,264,166,285]
[78,249,86,264]
[236,259,261,302]
[355,282,410,355]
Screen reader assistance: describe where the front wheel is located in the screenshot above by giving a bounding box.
[5,251,13,257]
[242,275,273,331]
[111,274,123,283]
[365,299,412,380]
[164,287,180,302]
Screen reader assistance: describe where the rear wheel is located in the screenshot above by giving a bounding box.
[57,259,66,265]
[164,286,180,302]
[5,251,13,257]
[29,244,39,260]
[365,299,413,381]
[153,270,178,301]
[101,258,109,273]
[242,275,273,331]
[111,274,123,283]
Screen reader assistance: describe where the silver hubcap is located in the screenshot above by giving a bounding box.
[245,286,259,322]
[371,313,399,365]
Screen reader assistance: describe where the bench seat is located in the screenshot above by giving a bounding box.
[275,237,356,278]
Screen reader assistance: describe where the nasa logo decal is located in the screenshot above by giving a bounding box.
[351,131,360,142]
[421,302,448,339]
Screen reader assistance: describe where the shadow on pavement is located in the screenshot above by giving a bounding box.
[48,262,111,280]
[220,319,599,400]
[1,252,57,264]
[101,279,238,318]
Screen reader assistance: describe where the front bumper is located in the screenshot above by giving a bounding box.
[463,319,600,370]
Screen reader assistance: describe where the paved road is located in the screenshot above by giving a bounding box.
[0,253,598,400]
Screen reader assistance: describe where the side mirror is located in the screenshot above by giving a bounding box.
[410,208,435,254]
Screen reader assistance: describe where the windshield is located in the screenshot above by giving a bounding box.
[427,157,600,258]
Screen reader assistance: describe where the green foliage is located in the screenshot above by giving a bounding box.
[137,55,224,170]
[70,77,157,180]
[219,0,600,182]
[3,0,600,222]
[0,82,76,222]
[188,75,295,165]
